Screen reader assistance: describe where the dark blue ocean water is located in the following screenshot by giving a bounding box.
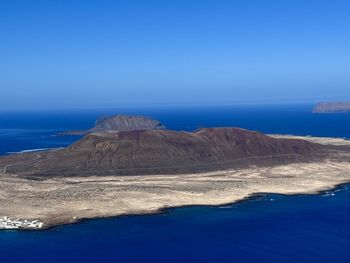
[0,104,350,263]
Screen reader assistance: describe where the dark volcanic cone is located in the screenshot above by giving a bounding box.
[58,115,166,136]
[0,127,326,177]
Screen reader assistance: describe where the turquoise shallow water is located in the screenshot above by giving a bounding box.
[0,105,350,263]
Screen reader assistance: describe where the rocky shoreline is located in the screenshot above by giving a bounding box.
[0,216,43,230]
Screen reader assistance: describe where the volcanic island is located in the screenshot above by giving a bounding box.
[313,102,350,113]
[1,115,350,230]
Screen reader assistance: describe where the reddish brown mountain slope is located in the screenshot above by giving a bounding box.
[0,128,325,177]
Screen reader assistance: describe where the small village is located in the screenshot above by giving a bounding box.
[0,216,43,230]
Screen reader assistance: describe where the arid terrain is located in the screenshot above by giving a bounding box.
[0,134,350,229]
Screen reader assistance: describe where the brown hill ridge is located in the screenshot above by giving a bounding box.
[1,127,325,177]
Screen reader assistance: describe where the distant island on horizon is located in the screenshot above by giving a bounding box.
[313,102,350,113]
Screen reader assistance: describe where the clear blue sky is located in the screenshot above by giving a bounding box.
[1,0,350,110]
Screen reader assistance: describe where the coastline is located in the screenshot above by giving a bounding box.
[1,134,350,231]
[2,168,350,231]
[39,181,350,232]
[9,179,346,232]
[269,134,350,146]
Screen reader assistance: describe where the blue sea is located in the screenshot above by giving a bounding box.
[0,104,350,263]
